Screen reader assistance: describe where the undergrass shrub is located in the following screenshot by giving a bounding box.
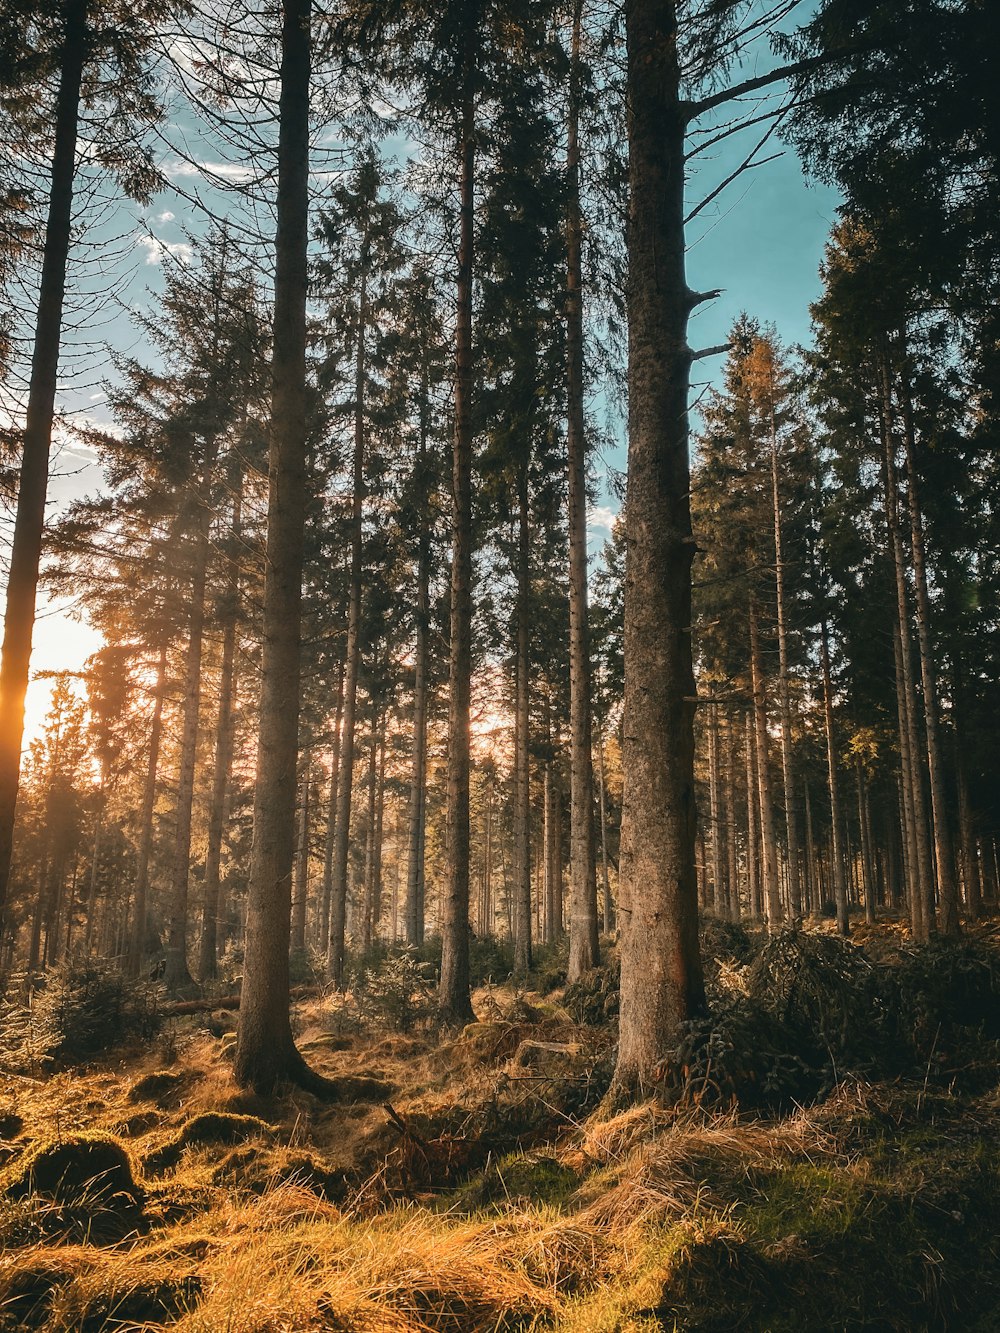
[879,937,1000,1064]
[0,961,161,1071]
[352,949,436,1033]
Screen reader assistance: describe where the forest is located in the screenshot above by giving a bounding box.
[0,0,998,1329]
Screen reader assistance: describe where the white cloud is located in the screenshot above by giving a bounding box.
[162,158,256,184]
[155,210,175,223]
[586,504,618,534]
[136,234,194,266]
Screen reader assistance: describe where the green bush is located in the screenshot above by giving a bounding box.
[352,948,436,1032]
[0,961,161,1071]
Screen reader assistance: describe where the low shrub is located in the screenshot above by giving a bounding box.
[0,961,161,1071]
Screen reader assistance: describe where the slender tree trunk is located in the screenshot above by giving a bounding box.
[745,709,761,918]
[750,601,782,927]
[439,46,477,1027]
[821,620,849,934]
[724,712,739,920]
[708,694,725,917]
[198,488,242,982]
[613,0,705,1097]
[327,266,368,986]
[482,775,493,936]
[360,713,378,953]
[0,0,87,935]
[880,358,934,940]
[234,0,323,1095]
[164,456,218,992]
[564,0,600,979]
[291,747,310,953]
[405,399,431,946]
[803,778,815,916]
[897,357,959,934]
[128,640,167,976]
[769,392,802,917]
[372,712,386,938]
[513,464,533,976]
[596,728,613,932]
[319,655,345,957]
[857,760,876,924]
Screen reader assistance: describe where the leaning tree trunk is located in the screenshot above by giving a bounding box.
[128,638,167,976]
[750,600,782,928]
[234,0,324,1095]
[327,262,368,987]
[565,0,600,979]
[897,357,959,934]
[439,52,477,1028]
[0,0,87,937]
[512,464,533,977]
[613,0,706,1098]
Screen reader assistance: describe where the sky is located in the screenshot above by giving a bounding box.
[7,14,842,747]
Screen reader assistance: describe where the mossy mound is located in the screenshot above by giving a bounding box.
[1,1133,144,1241]
[128,1069,188,1106]
[143,1112,274,1174]
[448,1151,580,1212]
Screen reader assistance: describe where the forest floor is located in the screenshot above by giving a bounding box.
[2,919,1000,1332]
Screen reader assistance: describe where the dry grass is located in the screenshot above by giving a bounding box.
[2,941,1000,1332]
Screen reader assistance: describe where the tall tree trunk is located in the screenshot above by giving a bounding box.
[750,600,782,928]
[821,619,849,934]
[857,759,876,924]
[897,356,959,934]
[724,712,739,919]
[128,639,167,976]
[360,712,378,953]
[803,778,815,916]
[291,747,310,953]
[513,464,533,976]
[613,0,705,1097]
[439,47,477,1027]
[481,774,493,936]
[198,487,242,982]
[879,355,934,940]
[164,455,218,992]
[405,387,431,946]
[234,0,323,1095]
[769,392,802,917]
[745,709,761,918]
[0,0,87,933]
[372,713,386,935]
[707,693,725,917]
[319,655,345,957]
[327,263,368,986]
[596,728,613,932]
[565,0,600,979]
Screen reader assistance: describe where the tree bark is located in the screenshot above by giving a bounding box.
[750,600,782,928]
[439,45,477,1027]
[565,0,600,980]
[769,389,802,917]
[291,745,311,953]
[164,451,218,992]
[707,693,725,917]
[745,708,761,917]
[821,619,849,934]
[513,463,533,976]
[897,356,959,934]
[319,655,345,957]
[234,0,325,1096]
[613,0,705,1097]
[327,258,368,986]
[198,485,242,982]
[879,353,935,940]
[596,727,613,932]
[724,711,739,919]
[404,379,431,946]
[0,0,87,930]
[128,639,167,976]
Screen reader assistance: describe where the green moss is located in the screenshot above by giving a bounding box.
[444,1151,580,1213]
[0,1133,144,1242]
[143,1112,274,1174]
